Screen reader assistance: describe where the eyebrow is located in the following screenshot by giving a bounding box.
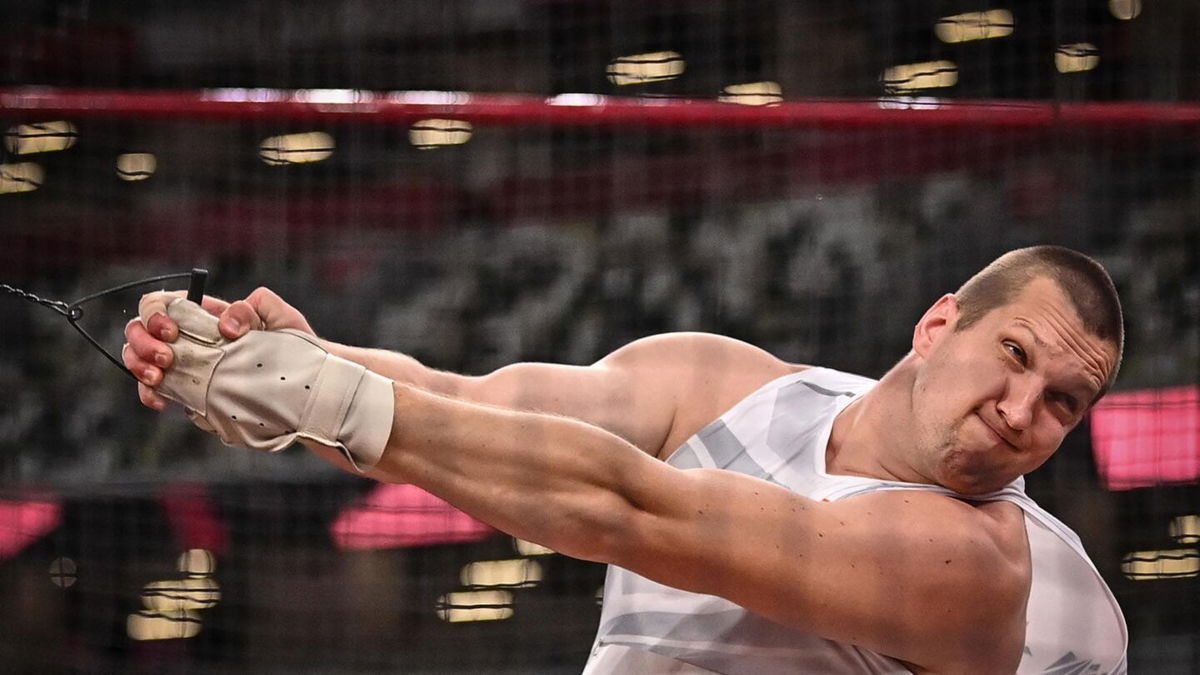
[1014,324,1048,349]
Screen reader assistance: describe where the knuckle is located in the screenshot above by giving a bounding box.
[230,301,261,329]
[131,337,155,359]
[141,366,160,386]
[146,313,177,339]
[124,318,144,337]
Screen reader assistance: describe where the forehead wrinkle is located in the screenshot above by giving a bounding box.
[1013,308,1108,393]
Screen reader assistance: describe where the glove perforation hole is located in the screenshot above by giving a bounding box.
[231,415,237,420]
[256,363,263,368]
[304,385,310,390]
[280,376,286,381]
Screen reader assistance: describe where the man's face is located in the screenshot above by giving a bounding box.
[908,277,1118,495]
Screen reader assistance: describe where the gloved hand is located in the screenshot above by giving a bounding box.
[155,297,395,471]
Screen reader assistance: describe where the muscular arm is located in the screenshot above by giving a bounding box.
[128,289,1027,671]
[323,331,801,458]
[128,287,801,460]
[371,383,1029,674]
[300,331,801,479]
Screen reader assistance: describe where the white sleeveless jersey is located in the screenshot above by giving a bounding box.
[584,367,1128,674]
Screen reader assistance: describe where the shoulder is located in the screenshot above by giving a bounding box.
[625,472,1030,672]
[834,489,1031,670]
[598,333,808,456]
[598,332,807,381]
[840,489,1030,579]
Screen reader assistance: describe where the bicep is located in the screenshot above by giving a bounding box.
[452,360,676,455]
[454,333,799,457]
[616,470,1027,671]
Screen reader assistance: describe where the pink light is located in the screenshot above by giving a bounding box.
[160,483,228,555]
[1091,385,1200,490]
[0,499,62,560]
[331,484,493,550]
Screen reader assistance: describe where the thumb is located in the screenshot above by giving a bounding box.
[219,287,314,339]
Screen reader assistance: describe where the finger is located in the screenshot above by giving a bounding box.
[124,321,173,372]
[125,350,162,387]
[145,312,178,343]
[140,290,229,321]
[200,295,231,317]
[246,287,315,334]
[138,382,168,411]
[138,290,185,322]
[220,300,264,339]
[137,290,182,343]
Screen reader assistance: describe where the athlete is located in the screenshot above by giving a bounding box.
[123,245,1127,674]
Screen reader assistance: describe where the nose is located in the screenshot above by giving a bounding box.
[997,375,1039,432]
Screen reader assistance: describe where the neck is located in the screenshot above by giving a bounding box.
[826,356,931,485]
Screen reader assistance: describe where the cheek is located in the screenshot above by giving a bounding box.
[1023,422,1067,467]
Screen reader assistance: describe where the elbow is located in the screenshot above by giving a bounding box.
[507,420,684,568]
[572,470,699,573]
[545,490,649,565]
[537,460,668,566]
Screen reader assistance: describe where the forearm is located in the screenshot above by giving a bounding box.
[369,381,662,562]
[314,341,679,456]
[318,340,463,396]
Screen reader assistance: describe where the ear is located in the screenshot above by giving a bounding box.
[912,294,960,358]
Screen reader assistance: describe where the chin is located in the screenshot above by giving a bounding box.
[936,462,1007,495]
[944,479,1002,496]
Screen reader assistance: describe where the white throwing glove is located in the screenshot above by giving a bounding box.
[154,297,395,471]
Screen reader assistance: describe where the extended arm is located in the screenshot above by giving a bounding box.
[125,289,1028,671]
[372,382,1029,673]
[126,288,800,459]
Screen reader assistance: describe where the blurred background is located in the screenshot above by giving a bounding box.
[0,0,1197,672]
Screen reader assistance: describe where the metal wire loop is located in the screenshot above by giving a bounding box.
[1,271,201,381]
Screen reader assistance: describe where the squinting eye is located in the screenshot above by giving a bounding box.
[1052,393,1079,415]
[1003,341,1027,363]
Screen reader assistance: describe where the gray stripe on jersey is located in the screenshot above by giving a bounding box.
[669,443,704,470]
[697,422,771,479]
[800,380,856,398]
[765,379,854,462]
[603,609,802,648]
